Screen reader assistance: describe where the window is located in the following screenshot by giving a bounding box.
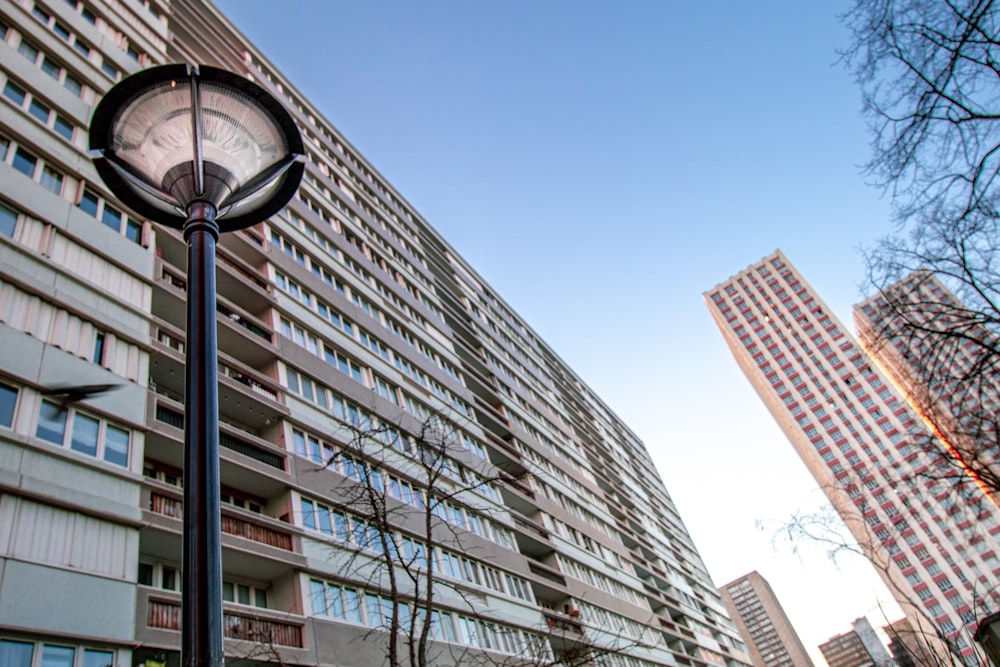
[0,201,17,238]
[223,580,268,608]
[76,188,142,243]
[35,400,130,467]
[0,382,16,427]
[0,640,113,667]
[12,147,37,177]
[3,81,26,106]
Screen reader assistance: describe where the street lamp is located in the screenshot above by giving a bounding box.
[89,64,303,667]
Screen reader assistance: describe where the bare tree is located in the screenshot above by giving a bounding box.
[855,270,1000,504]
[765,473,997,667]
[297,407,649,667]
[842,0,1000,505]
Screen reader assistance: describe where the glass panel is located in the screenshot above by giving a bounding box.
[222,581,234,602]
[40,645,74,667]
[309,579,326,615]
[70,413,99,456]
[125,219,142,243]
[161,566,176,590]
[138,562,153,585]
[54,116,73,141]
[104,425,129,466]
[0,640,34,667]
[343,588,361,623]
[40,167,63,195]
[78,190,99,217]
[82,651,113,667]
[63,75,82,97]
[254,588,267,608]
[0,382,17,427]
[237,584,250,605]
[17,41,39,62]
[41,57,60,79]
[36,400,67,444]
[0,202,17,238]
[101,204,122,231]
[12,149,36,177]
[28,99,50,122]
[3,82,26,105]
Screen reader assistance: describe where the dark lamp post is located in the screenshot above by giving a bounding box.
[89,64,303,667]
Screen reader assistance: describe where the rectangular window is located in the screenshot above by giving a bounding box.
[0,201,17,238]
[35,400,130,466]
[12,148,37,177]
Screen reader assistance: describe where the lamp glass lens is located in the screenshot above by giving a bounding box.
[109,76,290,213]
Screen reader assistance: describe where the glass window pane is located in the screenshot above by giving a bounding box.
[104,425,129,466]
[40,645,74,667]
[40,167,63,195]
[138,562,153,585]
[237,584,250,605]
[254,588,267,608]
[78,190,99,217]
[222,581,234,602]
[343,588,361,623]
[82,650,113,667]
[125,219,141,243]
[0,382,17,427]
[70,413,99,456]
[0,202,17,238]
[0,640,34,667]
[28,99,50,122]
[309,580,326,615]
[36,400,67,444]
[54,116,73,141]
[17,41,39,62]
[3,82,26,105]
[41,57,60,79]
[101,204,121,231]
[63,75,82,97]
[12,148,36,177]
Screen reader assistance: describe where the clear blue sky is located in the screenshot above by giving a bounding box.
[215,0,900,660]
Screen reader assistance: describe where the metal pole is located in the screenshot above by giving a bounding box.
[181,201,224,667]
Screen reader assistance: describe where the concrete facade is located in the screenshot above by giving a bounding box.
[0,1,751,666]
[719,571,814,667]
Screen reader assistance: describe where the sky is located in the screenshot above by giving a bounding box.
[213,1,903,662]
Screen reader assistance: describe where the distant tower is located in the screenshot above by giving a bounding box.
[819,618,893,667]
[720,571,815,667]
[705,250,1000,665]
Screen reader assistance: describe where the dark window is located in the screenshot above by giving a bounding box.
[0,382,17,427]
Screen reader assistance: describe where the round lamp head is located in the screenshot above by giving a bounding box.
[89,64,304,232]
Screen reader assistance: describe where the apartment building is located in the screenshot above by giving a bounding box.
[817,618,893,667]
[0,0,752,666]
[719,571,814,667]
[704,250,1000,665]
[855,271,1000,504]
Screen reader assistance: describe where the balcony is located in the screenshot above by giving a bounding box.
[149,330,289,435]
[143,594,305,649]
[147,490,294,552]
[140,481,306,581]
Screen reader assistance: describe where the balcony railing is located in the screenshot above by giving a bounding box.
[147,600,303,647]
[149,492,293,551]
[219,362,279,401]
[154,404,284,470]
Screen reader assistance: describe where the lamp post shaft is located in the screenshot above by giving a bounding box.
[181,202,224,667]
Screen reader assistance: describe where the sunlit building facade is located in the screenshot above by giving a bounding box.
[855,271,1000,504]
[0,1,751,666]
[705,250,1000,665]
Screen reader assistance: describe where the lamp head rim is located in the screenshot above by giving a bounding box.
[89,64,304,232]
